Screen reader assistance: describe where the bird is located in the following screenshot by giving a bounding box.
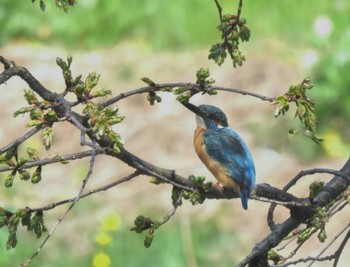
[185,103,256,210]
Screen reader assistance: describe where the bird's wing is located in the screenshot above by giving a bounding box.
[203,128,255,190]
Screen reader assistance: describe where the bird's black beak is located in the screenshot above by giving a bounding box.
[182,102,208,119]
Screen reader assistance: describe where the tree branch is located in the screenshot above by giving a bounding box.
[237,157,350,267]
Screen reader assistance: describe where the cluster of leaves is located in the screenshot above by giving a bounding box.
[142,68,217,106]
[56,56,125,153]
[31,0,76,12]
[172,175,212,206]
[0,208,47,250]
[273,78,323,144]
[0,56,126,252]
[130,215,158,248]
[0,148,43,188]
[83,104,124,154]
[14,90,58,145]
[132,174,212,248]
[209,14,250,67]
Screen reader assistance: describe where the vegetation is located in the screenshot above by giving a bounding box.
[0,1,349,267]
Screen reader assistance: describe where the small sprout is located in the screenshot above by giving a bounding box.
[130,215,153,233]
[4,173,14,188]
[268,249,283,264]
[43,110,58,123]
[31,166,42,184]
[317,228,327,243]
[19,170,31,181]
[85,72,100,94]
[26,120,44,128]
[149,177,164,185]
[29,211,47,238]
[90,88,112,98]
[309,181,325,200]
[0,149,16,163]
[144,228,154,248]
[27,147,39,160]
[208,43,227,66]
[43,127,54,150]
[297,228,311,243]
[56,57,68,71]
[147,92,162,105]
[24,89,39,105]
[30,108,44,120]
[141,77,156,87]
[13,106,35,118]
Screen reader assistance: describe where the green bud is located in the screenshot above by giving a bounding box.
[113,143,121,154]
[13,106,35,117]
[317,228,327,243]
[56,57,68,70]
[107,116,125,125]
[27,147,38,160]
[24,89,38,105]
[85,72,100,93]
[43,110,58,123]
[17,158,27,168]
[309,181,325,200]
[31,166,42,184]
[67,55,73,67]
[4,174,14,188]
[43,127,54,150]
[144,230,154,248]
[30,108,44,120]
[26,120,44,127]
[90,88,112,98]
[20,170,31,181]
[141,77,156,87]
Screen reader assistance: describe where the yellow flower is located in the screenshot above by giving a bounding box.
[92,252,111,267]
[100,212,121,232]
[95,231,112,246]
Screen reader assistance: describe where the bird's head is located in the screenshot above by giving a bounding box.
[184,103,228,129]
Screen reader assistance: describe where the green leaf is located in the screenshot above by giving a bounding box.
[39,0,46,11]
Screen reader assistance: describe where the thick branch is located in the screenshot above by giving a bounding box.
[237,157,350,267]
[0,56,58,102]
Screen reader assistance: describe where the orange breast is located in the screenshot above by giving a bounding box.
[193,127,240,193]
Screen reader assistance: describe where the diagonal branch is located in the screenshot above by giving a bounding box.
[237,157,350,267]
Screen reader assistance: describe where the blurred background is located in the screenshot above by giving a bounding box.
[0,0,349,266]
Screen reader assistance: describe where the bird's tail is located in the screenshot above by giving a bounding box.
[240,189,249,210]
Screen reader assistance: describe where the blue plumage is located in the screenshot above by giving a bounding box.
[192,104,256,210]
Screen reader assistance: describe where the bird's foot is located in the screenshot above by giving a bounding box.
[213,182,224,190]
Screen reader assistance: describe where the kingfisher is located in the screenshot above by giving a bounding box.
[184,103,256,210]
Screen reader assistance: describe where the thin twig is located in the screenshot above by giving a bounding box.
[102,82,274,108]
[214,0,223,21]
[333,228,350,267]
[0,149,105,173]
[237,0,243,18]
[29,171,141,213]
[136,163,195,192]
[23,142,97,266]
[272,255,335,267]
[283,168,350,191]
[307,222,350,267]
[0,126,45,154]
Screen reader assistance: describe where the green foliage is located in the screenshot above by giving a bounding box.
[0,208,47,250]
[32,0,77,13]
[309,181,325,200]
[209,14,250,67]
[273,78,323,144]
